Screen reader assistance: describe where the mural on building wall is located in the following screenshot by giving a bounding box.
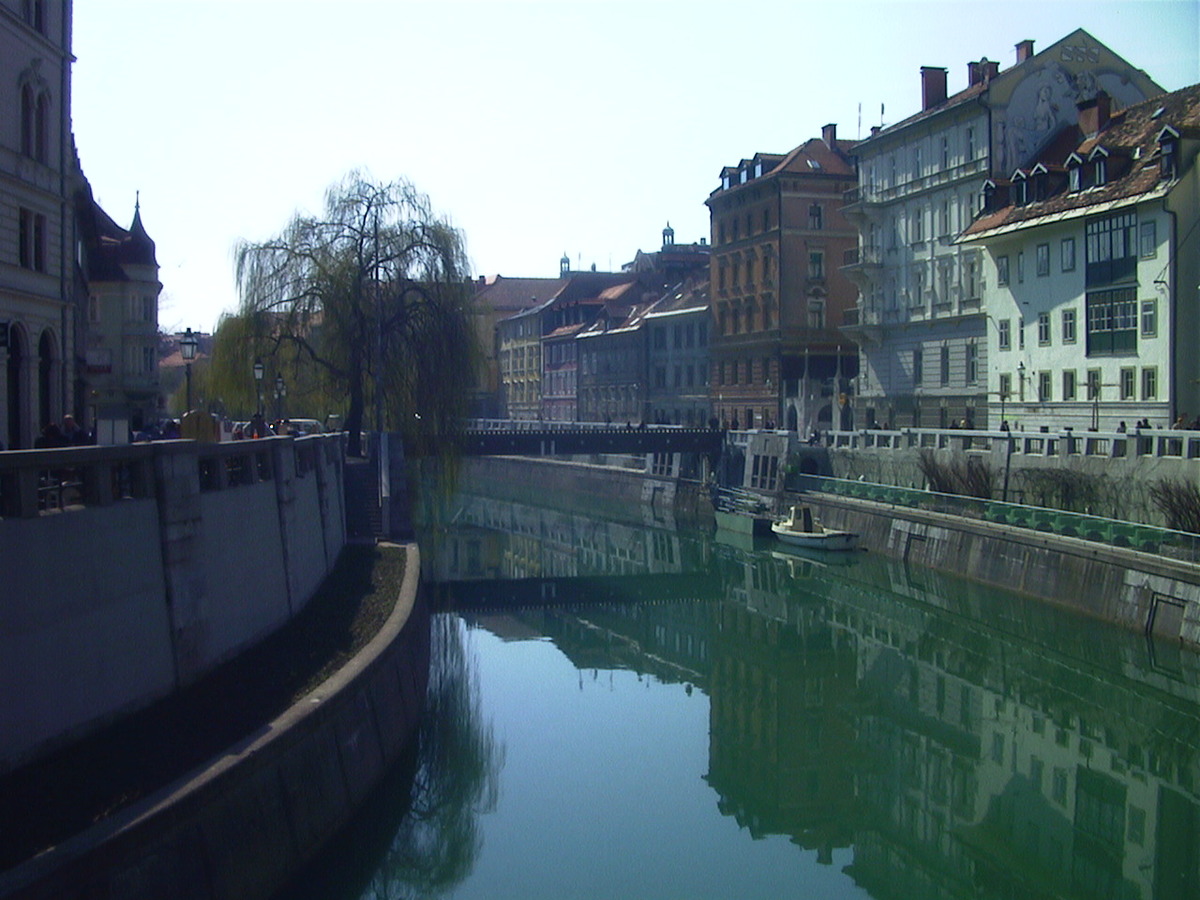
[990,33,1157,176]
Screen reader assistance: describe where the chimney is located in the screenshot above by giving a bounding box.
[1077,91,1112,137]
[822,123,838,148]
[921,66,948,110]
[870,125,881,136]
[1015,39,1034,63]
[968,58,999,86]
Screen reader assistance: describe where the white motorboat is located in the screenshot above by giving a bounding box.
[771,505,860,551]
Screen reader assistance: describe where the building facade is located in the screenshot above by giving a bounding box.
[77,192,162,437]
[959,85,1200,432]
[1,0,76,448]
[707,126,859,434]
[842,31,1161,430]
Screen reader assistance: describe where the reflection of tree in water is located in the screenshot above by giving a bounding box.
[361,614,503,900]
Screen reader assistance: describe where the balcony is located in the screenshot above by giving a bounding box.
[840,245,882,290]
[841,186,880,221]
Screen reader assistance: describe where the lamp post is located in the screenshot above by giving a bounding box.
[253,358,264,416]
[180,328,198,413]
[275,374,286,422]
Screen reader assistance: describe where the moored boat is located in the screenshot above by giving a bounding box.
[771,504,860,551]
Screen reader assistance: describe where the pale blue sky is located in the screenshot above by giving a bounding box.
[71,1,1198,332]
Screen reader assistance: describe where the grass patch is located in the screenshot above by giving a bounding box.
[0,543,406,872]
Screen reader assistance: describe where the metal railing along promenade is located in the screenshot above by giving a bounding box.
[796,473,1200,564]
[818,425,1200,461]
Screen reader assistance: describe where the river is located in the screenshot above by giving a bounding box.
[278,476,1200,899]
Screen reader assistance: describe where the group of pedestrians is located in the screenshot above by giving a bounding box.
[33,415,92,449]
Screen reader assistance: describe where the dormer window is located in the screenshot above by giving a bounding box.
[979,181,998,213]
[1013,172,1029,205]
[1089,147,1109,187]
[1067,154,1083,192]
[1031,164,1049,200]
[1158,125,1180,179]
[754,160,763,178]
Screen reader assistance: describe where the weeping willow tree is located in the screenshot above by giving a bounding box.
[234,172,480,456]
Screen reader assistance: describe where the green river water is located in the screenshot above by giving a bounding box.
[279,478,1200,900]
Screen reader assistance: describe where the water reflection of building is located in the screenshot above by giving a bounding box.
[705,566,860,861]
[423,492,703,584]
[427,486,1200,897]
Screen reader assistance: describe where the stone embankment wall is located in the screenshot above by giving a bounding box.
[0,544,428,900]
[0,435,346,774]
[807,496,1200,646]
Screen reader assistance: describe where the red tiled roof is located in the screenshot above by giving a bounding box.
[962,82,1199,240]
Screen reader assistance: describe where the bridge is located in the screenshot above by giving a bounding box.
[432,421,726,458]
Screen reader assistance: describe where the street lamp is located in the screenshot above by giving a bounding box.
[275,374,286,422]
[180,328,198,413]
[253,358,264,416]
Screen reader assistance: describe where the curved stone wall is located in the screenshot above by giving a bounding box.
[0,543,428,900]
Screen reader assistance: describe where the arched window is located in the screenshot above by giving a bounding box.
[19,78,49,163]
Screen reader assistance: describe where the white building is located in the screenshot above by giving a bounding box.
[842,30,1162,430]
[959,84,1200,432]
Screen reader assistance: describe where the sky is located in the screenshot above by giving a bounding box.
[70,0,1199,333]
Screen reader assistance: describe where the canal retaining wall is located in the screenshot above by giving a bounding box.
[0,543,428,900]
[0,436,346,774]
[806,495,1200,646]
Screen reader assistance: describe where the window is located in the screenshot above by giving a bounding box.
[1086,287,1138,354]
[913,348,923,385]
[1069,163,1082,192]
[1063,369,1077,401]
[18,207,46,272]
[911,268,925,306]
[1038,312,1051,345]
[966,341,978,384]
[808,251,824,280]
[1017,252,1025,283]
[807,298,825,330]
[1120,367,1136,400]
[1094,156,1107,186]
[1141,299,1157,337]
[1061,237,1076,272]
[940,345,950,385]
[966,126,975,160]
[999,372,1012,401]
[1139,220,1157,258]
[997,255,1010,286]
[1087,369,1101,402]
[1160,133,1178,179]
[941,136,950,169]
[1062,309,1077,344]
[1086,212,1137,286]
[1142,367,1158,400]
[1036,243,1050,276]
[808,203,823,230]
[1038,371,1051,402]
[998,319,1011,350]
[965,259,980,299]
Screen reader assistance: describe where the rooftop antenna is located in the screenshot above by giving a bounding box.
[857,103,862,139]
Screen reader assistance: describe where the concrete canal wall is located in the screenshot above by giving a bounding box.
[0,436,346,774]
[802,496,1200,646]
[0,543,428,900]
